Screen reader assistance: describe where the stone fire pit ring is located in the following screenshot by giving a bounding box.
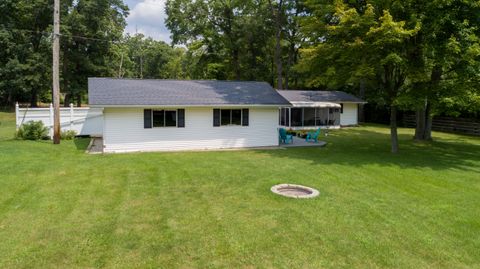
[271,184,319,199]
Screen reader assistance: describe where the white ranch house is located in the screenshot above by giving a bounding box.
[88,78,290,153]
[16,78,365,152]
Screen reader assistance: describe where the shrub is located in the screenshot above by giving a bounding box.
[286,129,297,136]
[16,121,49,140]
[284,129,320,138]
[61,130,77,140]
[296,130,309,138]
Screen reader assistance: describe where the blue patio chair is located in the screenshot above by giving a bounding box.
[306,128,321,143]
[279,128,293,144]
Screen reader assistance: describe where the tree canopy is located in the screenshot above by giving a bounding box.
[1,0,479,152]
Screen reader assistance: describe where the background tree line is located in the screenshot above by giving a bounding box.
[165,0,480,152]
[0,0,187,108]
[1,0,479,152]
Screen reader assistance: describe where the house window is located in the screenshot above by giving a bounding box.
[220,109,242,126]
[153,110,177,127]
[231,109,242,125]
[340,103,344,114]
[213,109,249,126]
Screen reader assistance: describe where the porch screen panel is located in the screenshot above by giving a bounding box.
[286,108,290,127]
[316,108,327,126]
[303,108,316,127]
[291,108,302,127]
[280,108,286,126]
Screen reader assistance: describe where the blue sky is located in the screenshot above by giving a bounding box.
[124,0,171,43]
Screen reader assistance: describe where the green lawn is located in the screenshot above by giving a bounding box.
[1,112,479,268]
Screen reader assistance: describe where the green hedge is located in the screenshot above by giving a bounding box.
[16,121,49,140]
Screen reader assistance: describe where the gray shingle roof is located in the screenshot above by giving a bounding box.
[276,90,366,103]
[88,78,290,106]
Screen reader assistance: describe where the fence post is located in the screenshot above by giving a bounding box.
[49,103,54,138]
[70,103,74,131]
[15,102,19,130]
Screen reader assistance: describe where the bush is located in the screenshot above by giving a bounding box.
[296,130,309,138]
[61,130,77,140]
[16,121,49,140]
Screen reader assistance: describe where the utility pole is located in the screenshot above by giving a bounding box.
[52,0,61,144]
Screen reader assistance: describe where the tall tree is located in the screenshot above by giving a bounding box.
[61,0,128,106]
[107,33,189,80]
[407,0,480,140]
[0,0,53,107]
[166,0,281,82]
[269,0,285,89]
[298,1,419,153]
[283,0,304,90]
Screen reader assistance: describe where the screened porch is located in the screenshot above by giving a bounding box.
[279,102,341,129]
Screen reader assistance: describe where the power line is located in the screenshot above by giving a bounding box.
[0,26,122,44]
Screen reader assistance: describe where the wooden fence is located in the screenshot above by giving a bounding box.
[403,114,480,136]
[16,103,103,138]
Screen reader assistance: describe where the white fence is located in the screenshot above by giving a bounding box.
[15,103,103,137]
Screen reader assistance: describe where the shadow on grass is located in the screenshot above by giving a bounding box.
[260,128,480,172]
[74,137,90,151]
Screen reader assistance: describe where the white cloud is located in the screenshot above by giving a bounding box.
[125,0,172,43]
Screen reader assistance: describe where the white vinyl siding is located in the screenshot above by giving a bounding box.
[103,107,279,153]
[339,103,358,126]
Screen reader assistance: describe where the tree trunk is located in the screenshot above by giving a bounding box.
[415,65,442,141]
[30,87,38,107]
[118,53,124,78]
[63,49,69,106]
[273,0,284,89]
[249,41,257,81]
[274,26,283,89]
[76,93,82,107]
[358,80,365,122]
[64,93,70,107]
[423,65,442,140]
[293,48,298,89]
[270,52,275,86]
[424,102,432,140]
[232,48,240,80]
[390,105,399,153]
[414,100,433,141]
[285,42,294,90]
[414,99,426,140]
[7,89,13,106]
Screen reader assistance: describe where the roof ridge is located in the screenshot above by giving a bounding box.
[89,77,269,84]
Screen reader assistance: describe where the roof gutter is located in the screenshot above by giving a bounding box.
[89,104,292,108]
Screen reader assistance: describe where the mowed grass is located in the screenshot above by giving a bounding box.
[0,112,479,268]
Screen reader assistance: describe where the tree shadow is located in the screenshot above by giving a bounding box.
[259,128,480,172]
[73,137,90,151]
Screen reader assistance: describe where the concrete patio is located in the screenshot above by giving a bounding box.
[280,136,327,148]
[86,135,327,154]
